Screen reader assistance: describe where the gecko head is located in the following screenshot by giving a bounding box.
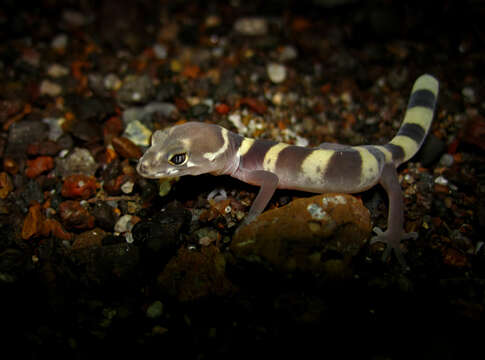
[136,122,231,179]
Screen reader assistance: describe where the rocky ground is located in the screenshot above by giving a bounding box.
[1,1,484,359]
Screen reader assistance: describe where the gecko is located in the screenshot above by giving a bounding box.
[137,74,439,265]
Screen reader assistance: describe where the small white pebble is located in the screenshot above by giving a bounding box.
[39,80,62,97]
[153,44,167,60]
[340,92,352,104]
[207,188,227,201]
[47,63,69,78]
[234,17,268,36]
[462,86,476,103]
[121,180,134,194]
[279,45,298,61]
[104,73,122,91]
[404,174,415,184]
[267,63,287,84]
[115,214,133,233]
[51,34,68,50]
[435,175,448,185]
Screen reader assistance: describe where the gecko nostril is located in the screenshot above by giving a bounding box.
[138,161,147,173]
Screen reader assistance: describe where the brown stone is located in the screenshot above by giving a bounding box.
[231,193,371,272]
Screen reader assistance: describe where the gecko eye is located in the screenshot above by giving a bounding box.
[168,152,188,166]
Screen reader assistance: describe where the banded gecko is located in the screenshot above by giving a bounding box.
[137,74,439,264]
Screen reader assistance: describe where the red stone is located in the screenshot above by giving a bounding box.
[58,200,95,230]
[215,103,230,115]
[238,97,267,115]
[61,174,98,199]
[25,156,54,178]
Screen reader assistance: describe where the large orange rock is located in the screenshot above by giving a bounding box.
[231,193,371,273]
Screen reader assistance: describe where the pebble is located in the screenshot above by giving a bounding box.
[69,243,140,286]
[21,180,45,206]
[56,148,97,178]
[435,176,449,186]
[122,120,152,147]
[271,92,284,106]
[0,172,13,199]
[47,64,69,78]
[266,63,287,84]
[61,10,86,27]
[117,75,155,105]
[39,80,62,97]
[122,102,177,126]
[103,116,123,137]
[58,200,95,230]
[157,246,234,302]
[92,202,118,231]
[231,194,371,272]
[228,113,246,133]
[114,214,135,234]
[146,300,164,318]
[21,202,43,240]
[3,158,18,175]
[121,180,134,194]
[27,141,61,156]
[153,44,168,60]
[61,174,97,200]
[194,227,220,246]
[104,73,122,91]
[190,103,210,118]
[51,34,68,51]
[25,156,54,178]
[239,97,267,115]
[439,153,454,167]
[111,136,142,159]
[462,86,476,103]
[234,17,268,36]
[42,117,65,141]
[133,207,189,262]
[462,115,485,151]
[8,121,48,150]
[215,103,230,115]
[72,228,107,250]
[21,48,40,67]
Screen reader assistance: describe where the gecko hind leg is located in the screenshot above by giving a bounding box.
[370,163,417,269]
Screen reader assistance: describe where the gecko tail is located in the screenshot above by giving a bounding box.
[384,74,439,166]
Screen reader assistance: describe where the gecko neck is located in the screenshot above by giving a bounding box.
[212,131,243,176]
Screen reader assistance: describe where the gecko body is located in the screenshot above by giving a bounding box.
[137,74,439,264]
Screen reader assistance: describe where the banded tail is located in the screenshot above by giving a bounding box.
[385,74,439,166]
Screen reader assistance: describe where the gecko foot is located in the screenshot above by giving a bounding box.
[370,227,417,269]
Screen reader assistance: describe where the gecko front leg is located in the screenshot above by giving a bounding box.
[237,170,279,228]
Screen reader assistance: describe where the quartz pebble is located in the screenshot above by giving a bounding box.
[234,17,268,36]
[47,64,69,78]
[117,75,155,105]
[39,80,62,97]
[56,148,97,177]
[51,34,68,51]
[266,63,287,84]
